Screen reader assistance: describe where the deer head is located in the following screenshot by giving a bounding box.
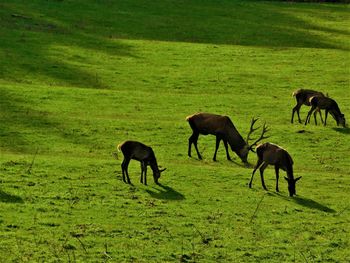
[153,167,167,184]
[338,114,346,128]
[284,176,302,197]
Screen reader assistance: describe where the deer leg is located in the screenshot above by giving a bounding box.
[213,136,222,161]
[188,132,201,160]
[305,106,316,125]
[274,166,280,192]
[121,159,126,183]
[144,163,147,185]
[318,109,324,124]
[291,104,302,123]
[140,162,148,185]
[324,110,328,126]
[313,110,318,125]
[223,139,231,161]
[249,158,264,188]
[188,133,193,157]
[259,163,269,190]
[140,162,144,184]
[121,158,131,184]
[297,108,302,123]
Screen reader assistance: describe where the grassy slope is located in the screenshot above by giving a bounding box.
[1,0,349,262]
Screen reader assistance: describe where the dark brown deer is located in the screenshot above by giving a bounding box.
[249,142,301,197]
[186,113,268,163]
[117,140,166,185]
[305,96,346,127]
[291,89,325,124]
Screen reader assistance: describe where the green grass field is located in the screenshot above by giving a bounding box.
[1,0,349,262]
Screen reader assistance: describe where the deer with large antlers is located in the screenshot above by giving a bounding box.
[249,142,301,197]
[117,140,166,185]
[291,89,325,124]
[186,113,269,163]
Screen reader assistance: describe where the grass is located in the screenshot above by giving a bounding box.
[1,0,349,262]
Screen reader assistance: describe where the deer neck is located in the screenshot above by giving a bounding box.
[149,158,159,173]
[331,109,342,122]
[227,132,246,152]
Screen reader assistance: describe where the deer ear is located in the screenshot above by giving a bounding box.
[159,168,167,173]
[249,147,256,153]
[284,177,289,182]
[295,176,302,182]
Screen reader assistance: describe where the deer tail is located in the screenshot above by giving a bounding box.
[117,143,123,152]
[292,88,303,97]
[113,142,124,160]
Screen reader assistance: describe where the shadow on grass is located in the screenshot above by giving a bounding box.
[0,0,348,92]
[0,89,98,153]
[293,196,336,213]
[1,0,348,153]
[243,161,255,169]
[332,127,350,134]
[223,158,252,168]
[270,192,335,213]
[0,189,24,203]
[145,183,185,200]
[192,156,249,168]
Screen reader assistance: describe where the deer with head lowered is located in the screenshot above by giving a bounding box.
[305,96,346,127]
[186,112,269,163]
[249,142,301,197]
[291,88,326,124]
[117,140,166,185]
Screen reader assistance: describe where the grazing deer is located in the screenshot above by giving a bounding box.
[249,142,301,197]
[186,113,269,163]
[291,89,325,124]
[305,96,346,127]
[117,140,166,185]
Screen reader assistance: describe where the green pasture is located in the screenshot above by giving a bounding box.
[1,0,349,262]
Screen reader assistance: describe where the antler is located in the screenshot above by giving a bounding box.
[246,117,260,143]
[246,118,269,152]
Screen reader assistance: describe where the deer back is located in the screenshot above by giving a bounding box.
[119,141,155,162]
[257,143,293,170]
[293,89,325,106]
[187,113,228,134]
[187,113,246,150]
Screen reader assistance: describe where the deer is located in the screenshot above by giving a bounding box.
[249,142,301,197]
[291,88,325,124]
[305,96,346,127]
[186,112,269,163]
[117,140,166,185]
